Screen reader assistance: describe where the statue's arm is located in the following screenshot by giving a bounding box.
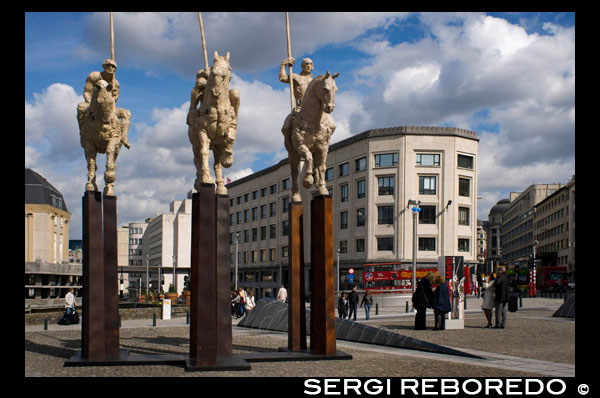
[83,72,100,103]
[279,57,296,84]
[229,89,240,118]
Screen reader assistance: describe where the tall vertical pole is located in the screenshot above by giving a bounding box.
[285,12,295,111]
[198,12,209,73]
[110,12,115,61]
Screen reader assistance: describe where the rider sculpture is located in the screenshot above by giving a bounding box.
[280,56,339,203]
[77,58,131,196]
[187,51,240,195]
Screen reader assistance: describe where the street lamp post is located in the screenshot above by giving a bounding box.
[336,248,340,294]
[235,232,240,291]
[408,200,421,310]
[145,255,149,296]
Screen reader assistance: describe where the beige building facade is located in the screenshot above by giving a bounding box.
[226,126,479,298]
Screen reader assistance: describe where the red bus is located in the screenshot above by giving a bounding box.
[362,263,438,293]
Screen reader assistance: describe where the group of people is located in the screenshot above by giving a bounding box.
[337,286,374,321]
[412,272,451,331]
[231,287,256,319]
[411,266,511,330]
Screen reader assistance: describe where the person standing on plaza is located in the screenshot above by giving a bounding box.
[231,290,241,318]
[360,290,373,320]
[277,285,288,303]
[412,279,428,330]
[238,287,247,317]
[493,266,510,328]
[481,273,496,328]
[245,288,256,312]
[433,275,452,331]
[338,292,349,319]
[348,286,359,321]
[65,288,76,315]
[422,272,435,309]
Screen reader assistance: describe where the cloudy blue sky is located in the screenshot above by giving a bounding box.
[25,12,575,240]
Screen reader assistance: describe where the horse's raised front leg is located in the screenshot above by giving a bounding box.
[213,145,227,195]
[198,129,214,188]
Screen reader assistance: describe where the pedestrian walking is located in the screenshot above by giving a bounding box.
[65,288,76,315]
[238,287,247,317]
[493,266,509,328]
[231,290,242,318]
[277,285,288,303]
[481,273,496,328]
[360,290,373,320]
[412,279,428,330]
[433,275,452,331]
[338,292,349,319]
[348,286,359,321]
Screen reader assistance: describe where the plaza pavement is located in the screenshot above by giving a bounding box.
[25,295,574,377]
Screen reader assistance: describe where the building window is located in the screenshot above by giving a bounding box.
[244,209,250,223]
[237,211,242,224]
[377,237,394,251]
[261,204,267,219]
[378,176,395,195]
[458,238,470,252]
[355,156,367,172]
[416,153,440,166]
[260,226,267,240]
[375,153,398,167]
[252,250,258,263]
[458,207,470,226]
[419,205,436,224]
[261,187,267,197]
[236,196,242,205]
[282,178,290,190]
[269,248,276,261]
[419,176,437,195]
[340,240,348,253]
[252,207,258,221]
[260,249,267,262]
[244,193,249,202]
[459,178,470,197]
[340,184,348,202]
[458,154,474,169]
[270,202,277,217]
[340,211,348,229]
[419,237,436,251]
[325,167,334,181]
[377,205,394,225]
[356,238,365,252]
[244,229,250,243]
[269,224,277,239]
[282,196,290,213]
[282,220,289,236]
[252,190,258,200]
[339,162,349,177]
[281,246,289,257]
[270,184,277,194]
[356,208,365,227]
[356,180,365,198]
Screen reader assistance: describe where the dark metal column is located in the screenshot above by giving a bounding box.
[215,194,233,357]
[81,191,105,360]
[103,195,120,359]
[189,185,217,366]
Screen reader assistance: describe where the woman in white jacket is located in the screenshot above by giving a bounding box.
[481,273,496,328]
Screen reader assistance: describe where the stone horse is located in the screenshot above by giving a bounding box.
[188,51,240,195]
[282,71,339,202]
[78,79,129,196]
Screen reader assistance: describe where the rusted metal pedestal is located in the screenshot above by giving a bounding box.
[186,184,250,371]
[287,202,307,351]
[309,195,337,355]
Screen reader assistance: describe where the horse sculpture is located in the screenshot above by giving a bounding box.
[282,71,339,202]
[78,79,129,196]
[188,51,240,195]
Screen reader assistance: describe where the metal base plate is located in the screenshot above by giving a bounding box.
[184,355,251,371]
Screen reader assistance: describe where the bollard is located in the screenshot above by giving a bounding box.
[519,296,523,308]
[152,313,156,327]
[464,297,467,310]
[405,301,409,313]
[186,311,190,324]
[44,319,48,331]
[375,303,379,316]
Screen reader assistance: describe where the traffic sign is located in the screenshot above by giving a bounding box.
[349,268,355,274]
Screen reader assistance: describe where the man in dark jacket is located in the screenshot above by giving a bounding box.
[493,266,510,328]
[433,275,452,330]
[348,286,359,321]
